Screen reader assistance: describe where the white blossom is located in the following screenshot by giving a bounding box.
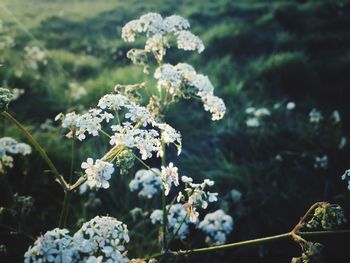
[129,169,162,198]
[286,102,296,110]
[161,162,179,195]
[309,108,323,123]
[176,30,204,53]
[73,216,129,262]
[0,137,31,172]
[56,109,113,141]
[81,158,114,189]
[314,155,328,170]
[98,94,129,110]
[198,209,233,245]
[150,204,191,240]
[24,228,76,263]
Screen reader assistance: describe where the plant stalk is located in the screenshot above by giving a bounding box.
[1,112,68,190]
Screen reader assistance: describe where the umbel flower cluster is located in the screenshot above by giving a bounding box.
[25,216,130,263]
[0,136,31,173]
[24,12,232,261]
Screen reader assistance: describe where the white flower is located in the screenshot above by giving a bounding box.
[129,169,162,199]
[286,102,296,110]
[176,30,204,53]
[161,162,179,195]
[98,94,128,110]
[150,210,163,224]
[164,15,190,32]
[81,158,114,189]
[207,192,218,202]
[125,104,154,126]
[246,117,260,127]
[309,108,323,123]
[254,108,270,118]
[198,210,233,245]
[201,94,226,121]
[57,109,113,141]
[181,175,193,184]
[73,216,129,262]
[331,110,341,123]
[0,137,31,172]
[150,204,191,240]
[24,228,76,263]
[313,155,328,170]
[155,123,182,154]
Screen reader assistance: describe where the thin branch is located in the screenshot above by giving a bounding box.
[1,112,68,190]
[144,229,350,260]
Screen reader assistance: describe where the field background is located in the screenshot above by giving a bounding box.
[1,0,350,262]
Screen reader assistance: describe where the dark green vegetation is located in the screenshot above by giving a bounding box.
[1,0,350,262]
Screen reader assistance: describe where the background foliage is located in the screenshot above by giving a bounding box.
[1,0,350,262]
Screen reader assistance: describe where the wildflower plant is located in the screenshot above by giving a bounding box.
[1,13,350,263]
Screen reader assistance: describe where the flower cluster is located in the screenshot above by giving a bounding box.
[245,107,271,128]
[177,176,218,222]
[306,203,347,231]
[25,216,130,263]
[154,63,226,120]
[55,109,113,141]
[81,158,115,189]
[0,136,31,173]
[150,203,191,240]
[129,168,162,199]
[73,216,130,262]
[121,13,203,58]
[24,228,76,263]
[161,162,179,195]
[198,209,234,245]
[0,88,14,112]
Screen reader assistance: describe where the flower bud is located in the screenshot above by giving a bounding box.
[0,88,14,112]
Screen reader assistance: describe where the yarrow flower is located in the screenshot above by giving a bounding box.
[81,158,114,189]
[73,216,130,262]
[150,203,191,240]
[0,137,31,173]
[24,228,76,263]
[198,209,234,245]
[129,169,162,198]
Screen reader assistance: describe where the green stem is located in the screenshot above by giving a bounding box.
[58,190,71,228]
[161,142,167,252]
[58,136,76,228]
[144,229,350,260]
[1,112,68,190]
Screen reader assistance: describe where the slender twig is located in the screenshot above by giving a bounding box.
[161,142,167,253]
[1,112,68,190]
[143,229,350,260]
[58,136,76,228]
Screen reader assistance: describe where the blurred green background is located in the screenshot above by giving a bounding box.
[1,0,350,262]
